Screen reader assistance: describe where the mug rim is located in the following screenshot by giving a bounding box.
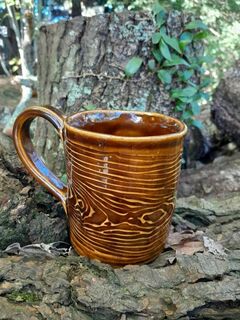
[65,109,188,142]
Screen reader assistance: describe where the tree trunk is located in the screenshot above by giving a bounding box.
[36,11,202,175]
[72,0,82,17]
[211,60,240,147]
[3,4,34,136]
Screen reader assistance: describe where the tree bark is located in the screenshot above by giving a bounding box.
[72,0,82,17]
[211,60,240,147]
[36,10,202,175]
[178,152,240,198]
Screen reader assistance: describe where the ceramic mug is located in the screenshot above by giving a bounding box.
[13,106,187,266]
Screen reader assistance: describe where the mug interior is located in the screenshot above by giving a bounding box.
[67,110,185,138]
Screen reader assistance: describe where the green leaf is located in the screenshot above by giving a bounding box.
[152,49,162,63]
[148,59,156,71]
[178,97,194,103]
[163,54,190,67]
[162,34,182,54]
[185,20,208,30]
[124,56,143,77]
[199,67,206,74]
[198,55,214,64]
[200,77,212,88]
[12,65,19,72]
[181,110,193,120]
[175,102,186,111]
[180,70,194,81]
[181,86,198,96]
[200,92,210,101]
[9,58,17,65]
[15,12,21,20]
[155,13,165,27]
[192,119,203,129]
[191,102,201,115]
[159,26,166,36]
[193,31,209,40]
[157,69,172,84]
[84,104,97,110]
[152,2,165,15]
[179,32,193,50]
[160,40,172,61]
[152,32,162,44]
[172,86,198,98]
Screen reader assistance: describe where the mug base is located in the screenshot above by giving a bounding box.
[70,232,164,267]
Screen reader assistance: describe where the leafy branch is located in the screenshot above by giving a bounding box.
[124,2,212,128]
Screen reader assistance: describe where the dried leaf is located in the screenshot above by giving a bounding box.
[167,230,204,256]
[175,240,204,255]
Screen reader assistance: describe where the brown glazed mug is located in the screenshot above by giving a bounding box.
[13,106,187,266]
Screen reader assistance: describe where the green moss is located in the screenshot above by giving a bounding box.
[83,87,92,95]
[67,84,83,107]
[110,14,154,44]
[7,290,40,303]
[67,84,92,107]
[119,20,153,42]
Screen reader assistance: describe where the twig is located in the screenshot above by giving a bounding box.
[62,72,123,81]
[62,72,150,83]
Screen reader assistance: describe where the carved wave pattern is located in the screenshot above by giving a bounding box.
[65,139,182,264]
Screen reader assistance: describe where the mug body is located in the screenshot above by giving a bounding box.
[64,110,186,265]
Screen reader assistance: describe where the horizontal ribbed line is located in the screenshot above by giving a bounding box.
[73,182,177,208]
[72,173,179,196]
[71,169,180,194]
[72,177,178,201]
[72,184,172,207]
[72,219,170,247]
[67,139,181,161]
[66,152,181,178]
[67,146,181,167]
[70,233,165,263]
[71,225,169,256]
[69,161,181,188]
[71,227,169,255]
[69,157,181,185]
[66,143,182,171]
[69,158,181,181]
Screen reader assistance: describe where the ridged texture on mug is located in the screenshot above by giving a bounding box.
[65,136,183,265]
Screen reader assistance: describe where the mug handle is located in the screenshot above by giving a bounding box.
[13,106,67,212]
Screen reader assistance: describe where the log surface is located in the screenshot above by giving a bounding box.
[0,135,240,319]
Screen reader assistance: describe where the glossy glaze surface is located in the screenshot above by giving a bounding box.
[13,107,187,266]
